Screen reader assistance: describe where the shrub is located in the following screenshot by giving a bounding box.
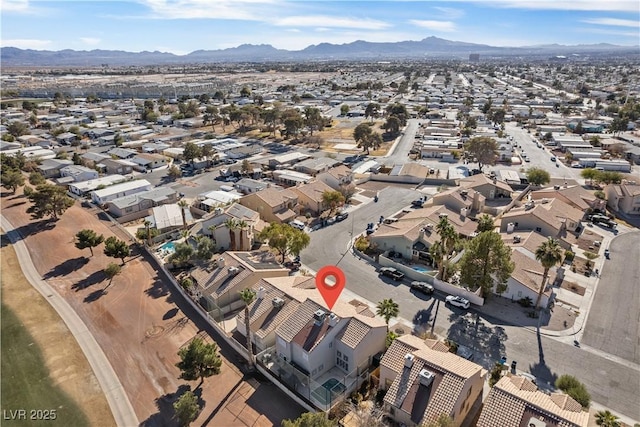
[556,374,591,408]
[489,362,505,387]
[583,251,598,260]
[564,250,575,263]
[354,236,369,252]
[518,297,533,307]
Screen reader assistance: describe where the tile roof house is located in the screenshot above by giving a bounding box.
[605,183,640,216]
[200,203,263,251]
[291,180,335,215]
[189,251,289,312]
[380,334,487,427]
[530,185,606,213]
[501,198,585,238]
[239,187,298,224]
[317,165,354,190]
[106,187,178,219]
[459,174,514,200]
[430,186,485,216]
[477,375,588,427]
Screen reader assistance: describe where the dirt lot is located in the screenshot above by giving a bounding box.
[1,189,303,426]
[1,238,114,427]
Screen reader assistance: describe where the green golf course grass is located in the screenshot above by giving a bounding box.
[1,303,90,426]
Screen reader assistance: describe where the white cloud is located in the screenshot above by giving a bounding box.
[462,0,638,12]
[581,18,639,27]
[274,15,391,30]
[0,0,29,12]
[432,6,465,19]
[80,37,102,46]
[138,0,276,20]
[409,20,456,32]
[579,28,640,38]
[0,39,52,49]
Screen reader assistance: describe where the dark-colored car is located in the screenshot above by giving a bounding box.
[410,281,434,295]
[336,212,348,222]
[379,267,405,281]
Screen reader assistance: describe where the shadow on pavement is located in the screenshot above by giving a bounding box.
[447,312,508,368]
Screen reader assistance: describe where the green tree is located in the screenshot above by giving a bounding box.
[383,116,401,135]
[258,223,310,263]
[168,242,195,266]
[599,171,623,185]
[595,410,621,427]
[526,167,551,186]
[340,104,350,116]
[113,132,124,147]
[26,183,74,220]
[433,217,458,281]
[364,102,379,122]
[28,171,45,186]
[75,229,105,257]
[281,411,335,427]
[464,137,498,171]
[240,86,251,98]
[1,168,25,194]
[103,236,130,265]
[235,220,248,251]
[608,117,628,136]
[376,298,399,329]
[425,414,455,427]
[241,159,252,174]
[555,375,590,409]
[281,108,304,139]
[534,237,563,310]
[239,288,257,366]
[194,236,215,260]
[104,262,121,288]
[476,214,495,232]
[167,164,182,180]
[183,142,201,164]
[303,106,323,136]
[386,103,408,126]
[321,190,345,216]
[458,231,514,298]
[6,121,29,137]
[581,168,599,186]
[176,337,222,389]
[173,390,200,427]
[178,199,189,230]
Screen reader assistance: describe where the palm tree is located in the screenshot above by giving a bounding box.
[177,200,189,230]
[224,218,238,251]
[235,220,248,251]
[595,410,621,427]
[376,299,399,329]
[143,220,152,246]
[435,217,458,281]
[534,237,564,310]
[239,288,257,367]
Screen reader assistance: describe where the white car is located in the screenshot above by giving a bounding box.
[445,295,470,309]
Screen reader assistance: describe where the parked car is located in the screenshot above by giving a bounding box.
[336,212,348,222]
[550,156,556,162]
[290,220,306,231]
[445,295,470,309]
[410,281,434,295]
[379,267,405,281]
[604,249,610,259]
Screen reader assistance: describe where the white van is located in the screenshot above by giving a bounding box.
[290,220,305,231]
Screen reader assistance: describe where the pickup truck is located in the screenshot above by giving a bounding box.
[378,267,405,281]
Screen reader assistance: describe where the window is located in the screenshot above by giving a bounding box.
[312,369,317,376]
[319,364,324,372]
[535,227,542,232]
[337,351,342,358]
[343,355,348,362]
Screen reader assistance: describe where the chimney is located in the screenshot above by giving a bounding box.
[257,286,266,299]
[217,257,225,268]
[404,353,415,368]
[328,313,339,327]
[313,309,326,326]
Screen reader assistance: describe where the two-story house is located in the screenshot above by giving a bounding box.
[605,183,640,216]
[317,165,354,190]
[379,334,487,427]
[239,187,298,224]
[291,180,335,216]
[201,203,263,251]
[501,198,585,237]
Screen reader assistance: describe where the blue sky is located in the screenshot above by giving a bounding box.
[1,0,638,53]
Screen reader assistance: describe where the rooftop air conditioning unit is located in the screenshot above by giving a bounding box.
[439,213,448,219]
[272,297,285,308]
[418,369,435,386]
[460,189,468,196]
[228,266,239,274]
[527,417,547,427]
[513,235,521,243]
[426,223,433,230]
[404,353,415,368]
[257,286,266,299]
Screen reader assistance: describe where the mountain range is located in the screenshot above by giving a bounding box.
[2,37,637,67]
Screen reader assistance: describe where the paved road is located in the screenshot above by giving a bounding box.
[1,215,139,427]
[382,119,420,164]
[581,231,640,365]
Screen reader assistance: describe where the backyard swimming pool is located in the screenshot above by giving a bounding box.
[311,378,346,406]
[160,241,176,253]
[412,266,430,273]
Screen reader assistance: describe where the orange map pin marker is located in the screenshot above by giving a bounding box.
[315,265,346,310]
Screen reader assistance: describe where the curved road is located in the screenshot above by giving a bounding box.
[1,215,138,427]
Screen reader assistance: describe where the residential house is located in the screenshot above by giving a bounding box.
[269,152,310,169]
[459,174,513,200]
[151,204,185,232]
[430,186,486,216]
[194,190,242,214]
[55,132,78,145]
[68,175,126,197]
[106,187,178,219]
[500,240,556,307]
[201,203,263,251]
[291,180,335,215]
[80,152,111,167]
[131,153,167,171]
[531,185,606,213]
[477,375,588,427]
[294,157,342,176]
[59,165,99,182]
[234,178,268,195]
[37,159,73,178]
[97,158,135,176]
[189,251,289,313]
[500,198,585,238]
[239,187,298,224]
[91,179,152,205]
[273,170,313,186]
[317,164,354,190]
[107,147,137,159]
[605,183,640,216]
[379,334,487,427]
[388,162,430,184]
